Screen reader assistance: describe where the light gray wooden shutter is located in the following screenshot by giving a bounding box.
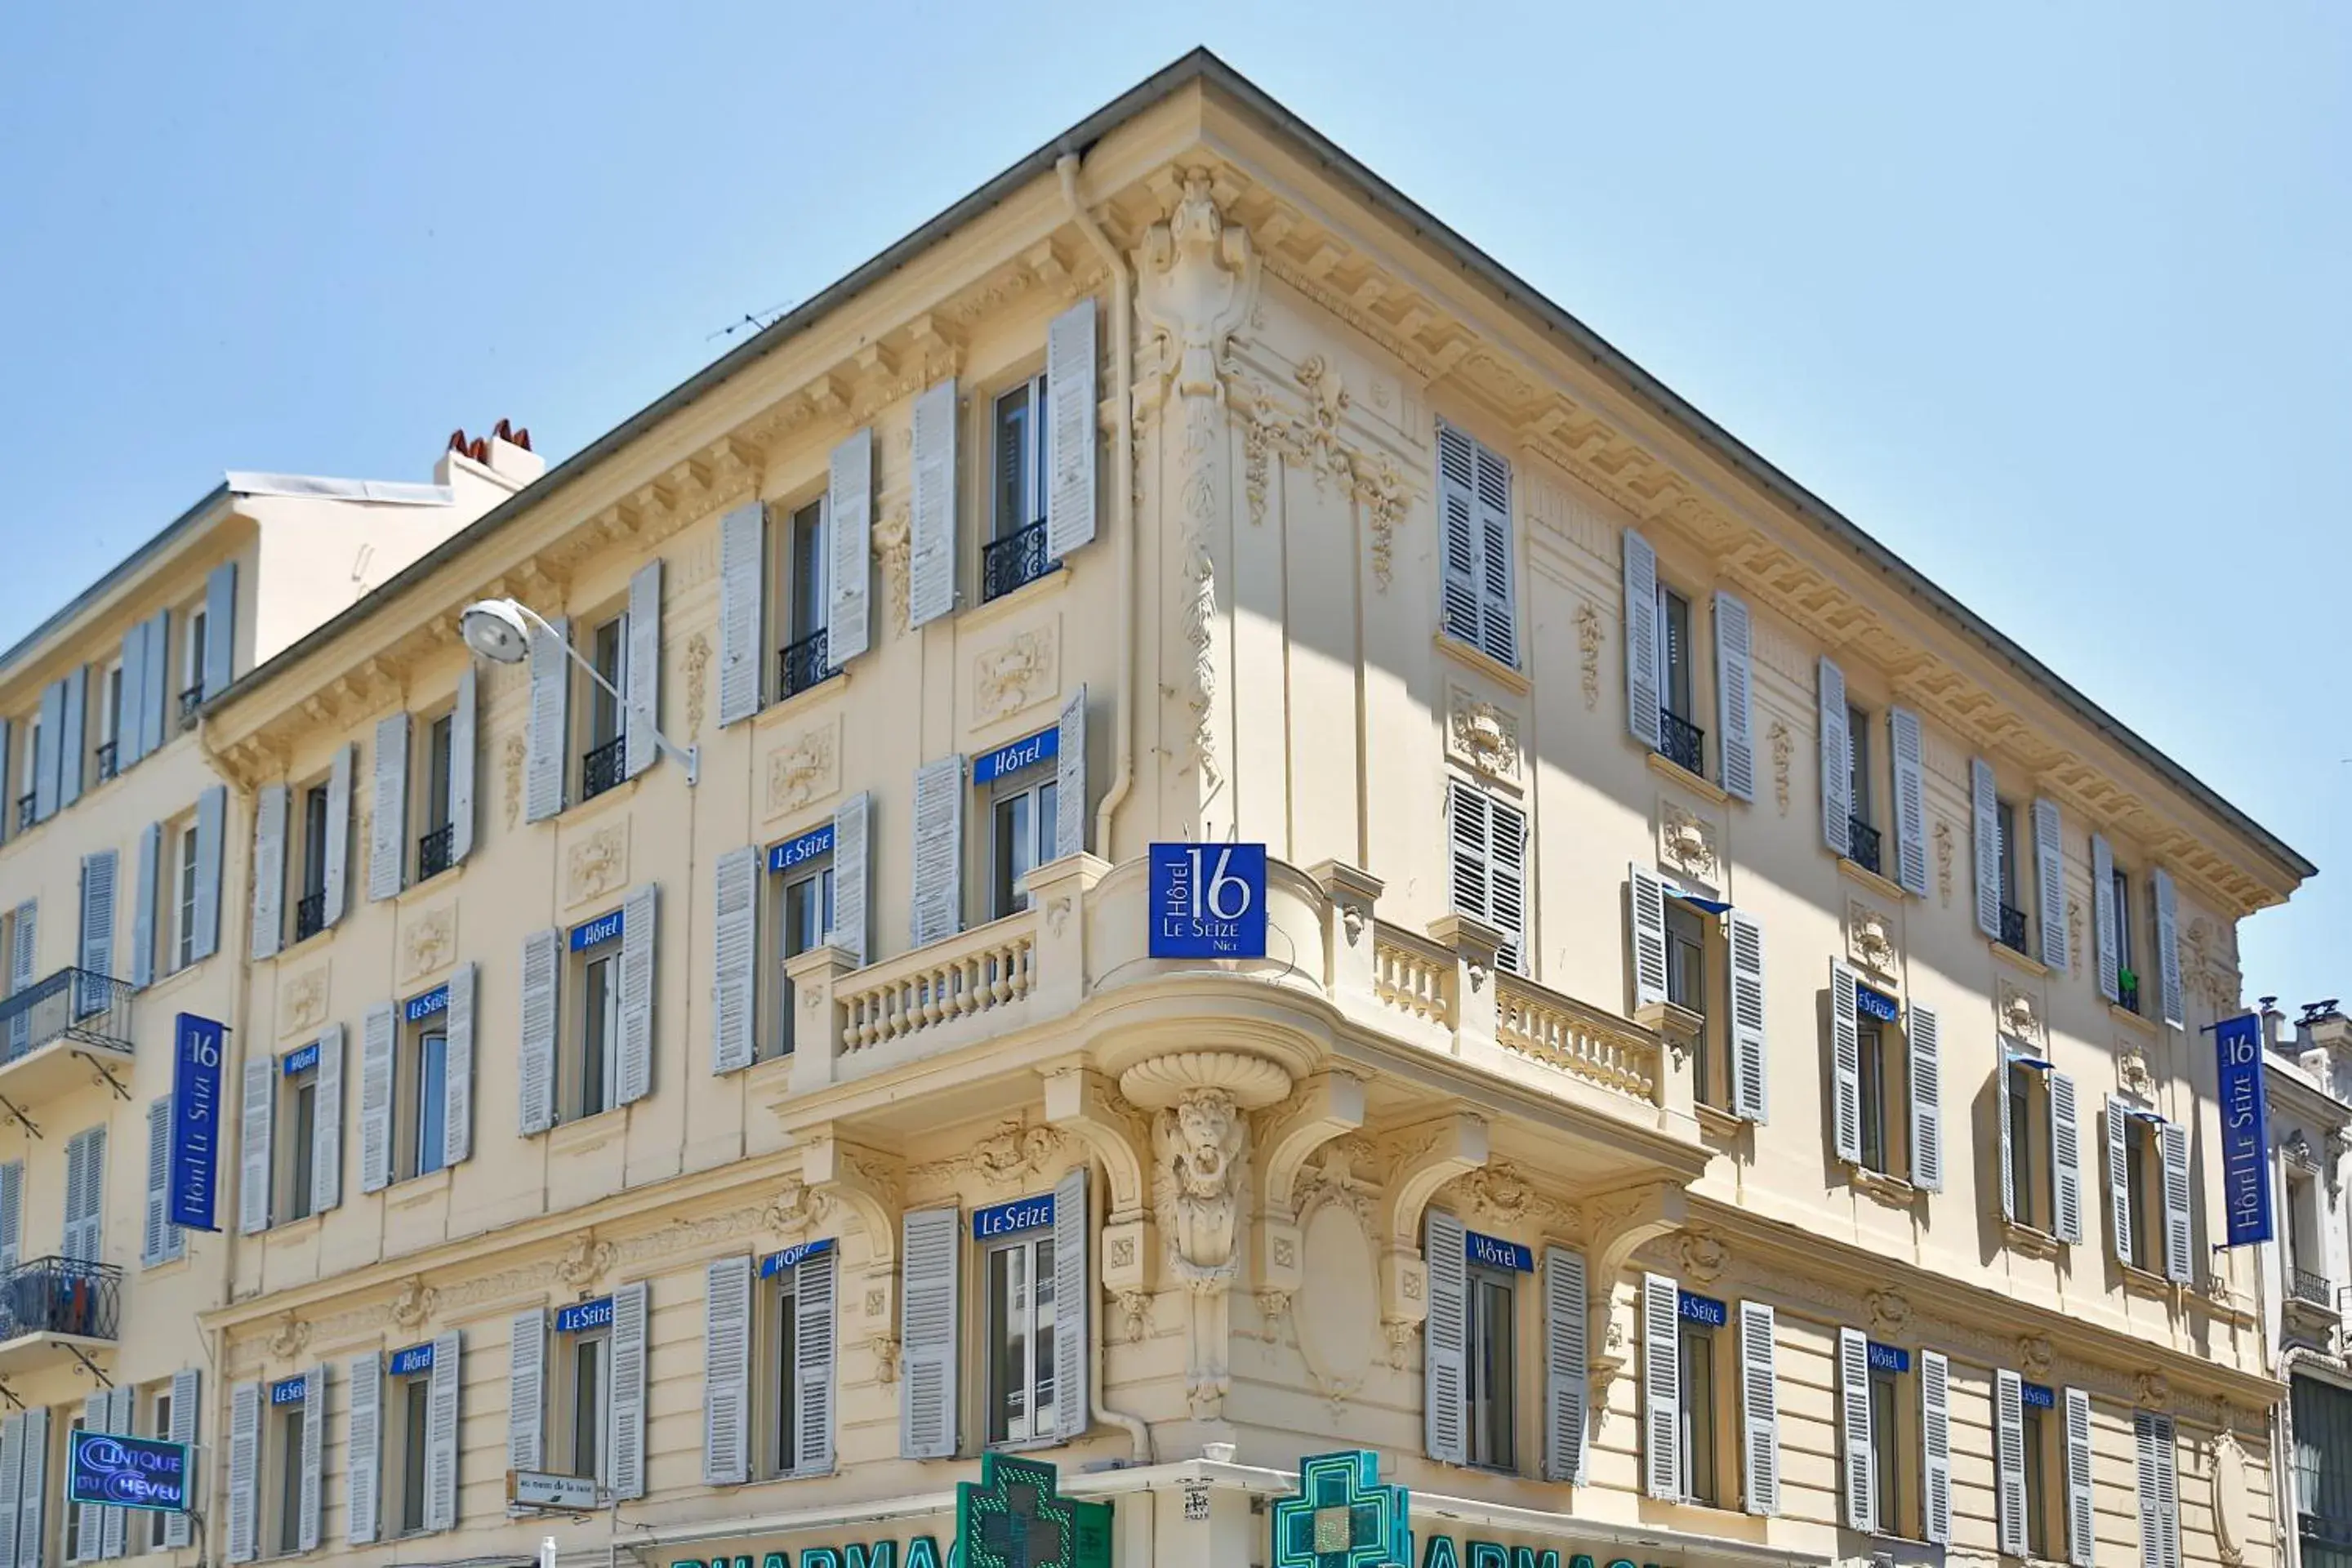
[1053,1164,1089,1442]
[2108,1098,2135,1264]
[711,849,759,1075]
[65,1125,104,1262]
[2034,797,2067,970]
[225,1382,260,1562]
[899,1207,960,1459]
[1829,957,1862,1164]
[204,560,238,697]
[323,742,354,926]
[2137,1411,2180,1568]
[1642,1272,1681,1500]
[1044,299,1098,558]
[2093,833,2121,1003]
[1973,757,2002,939]
[1839,1325,1875,1532]
[346,1352,381,1546]
[297,1367,324,1552]
[441,961,474,1167]
[1713,589,1754,800]
[312,1023,343,1213]
[129,822,158,989]
[117,625,147,769]
[2160,1120,2193,1284]
[78,849,116,988]
[617,884,657,1106]
[608,1281,648,1499]
[1470,440,1516,666]
[702,1258,751,1484]
[1542,1245,1588,1485]
[910,757,964,947]
[1818,657,1850,858]
[1487,795,1526,974]
[1054,685,1087,861]
[524,615,570,823]
[0,1413,21,1568]
[1438,423,1481,652]
[163,1370,198,1550]
[1740,1299,1779,1516]
[32,679,62,823]
[4,906,31,1061]
[909,378,958,629]
[369,712,409,901]
[0,1160,21,1271]
[1728,908,1767,1122]
[624,560,662,779]
[507,1309,546,1472]
[56,667,86,809]
[13,1407,43,1568]
[75,1391,105,1562]
[193,785,225,961]
[1423,1209,1468,1464]
[2051,1070,2084,1244]
[448,662,478,866]
[2065,1388,2096,1567]
[519,931,559,1135]
[140,609,169,756]
[238,1055,272,1234]
[251,783,287,959]
[143,1096,181,1266]
[1923,1349,1953,1545]
[2153,867,2184,1027]
[795,1249,837,1476]
[424,1330,460,1531]
[826,430,873,665]
[831,793,871,967]
[1890,707,1929,895]
[716,502,766,726]
[1908,1001,1942,1191]
[1996,1369,2029,1557]
[1628,862,1668,1012]
[359,1004,395,1193]
[1999,1055,2018,1223]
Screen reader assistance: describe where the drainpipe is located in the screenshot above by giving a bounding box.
[1057,152,1137,862]
[1081,1159,1151,1463]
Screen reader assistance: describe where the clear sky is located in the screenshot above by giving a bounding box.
[2,4,2344,1005]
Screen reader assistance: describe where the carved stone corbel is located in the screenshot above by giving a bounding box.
[1580,1180,1687,1421]
[1375,1113,1490,1356]
[1042,1060,1157,1307]
[799,1123,906,1383]
[1254,1070,1368,1310]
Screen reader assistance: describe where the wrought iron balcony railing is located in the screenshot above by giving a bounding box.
[2291,1267,2336,1311]
[580,736,627,802]
[0,1256,121,1343]
[177,684,203,733]
[91,741,118,785]
[2118,971,2140,1015]
[981,519,1057,604]
[1656,710,1705,779]
[13,794,32,833]
[1998,902,2030,956]
[1848,817,1883,877]
[293,890,328,944]
[0,968,133,1065]
[777,628,833,700]
[416,823,455,881]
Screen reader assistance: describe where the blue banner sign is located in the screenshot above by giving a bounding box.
[280,1040,318,1077]
[571,908,625,952]
[167,1014,225,1232]
[971,1194,1054,1240]
[2217,1012,2274,1247]
[1855,982,1901,1023]
[386,1342,436,1378]
[269,1374,310,1406]
[555,1297,614,1334]
[759,1237,836,1279]
[768,823,835,875]
[973,726,1058,785]
[1677,1290,1728,1328]
[1147,842,1268,959]
[2022,1381,2056,1410]
[403,985,449,1025]
[1464,1230,1533,1272]
[1869,1341,1912,1374]
[66,1430,189,1513]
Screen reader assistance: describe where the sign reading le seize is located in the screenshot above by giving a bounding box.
[167,1013,225,1232]
[1148,843,1267,960]
[67,1430,189,1513]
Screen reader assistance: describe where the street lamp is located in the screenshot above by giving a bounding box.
[459,598,698,786]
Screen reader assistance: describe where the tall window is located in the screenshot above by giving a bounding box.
[569,929,622,1121]
[2113,866,2139,1011]
[990,765,1058,920]
[773,854,834,1059]
[417,710,457,880]
[2008,1060,2044,1230]
[1665,901,1714,1106]
[1995,797,2024,943]
[2022,1388,2053,1559]
[766,1269,804,1477]
[559,1316,610,1486]
[175,822,201,969]
[300,786,330,901]
[984,1223,1058,1445]
[98,662,123,775]
[777,499,832,697]
[274,1391,305,1555]
[281,1054,318,1223]
[183,608,209,704]
[581,614,627,800]
[1465,1262,1517,1471]
[2126,1115,2162,1273]
[984,377,1058,604]
[16,714,38,826]
[1659,588,1693,721]
[1858,1019,1891,1174]
[396,1004,448,1184]
[399,1374,431,1535]
[64,1412,88,1561]
[1679,1313,1721,1506]
[149,1385,176,1548]
[1869,1359,1904,1536]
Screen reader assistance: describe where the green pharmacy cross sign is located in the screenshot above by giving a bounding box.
[955,1453,1111,1568]
[1272,1450,1412,1568]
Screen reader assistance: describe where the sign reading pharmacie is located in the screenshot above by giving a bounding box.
[1273,1449,1691,1568]
[66,1429,190,1513]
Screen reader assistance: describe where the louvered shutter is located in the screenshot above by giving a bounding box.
[142,1097,180,1266]
[795,1248,838,1475]
[193,785,225,960]
[238,1055,272,1235]
[2108,1098,2136,1265]
[1044,299,1098,558]
[1891,707,1929,896]
[56,667,86,810]
[1714,590,1755,800]
[1819,658,1850,858]
[75,1392,105,1562]
[1053,1164,1089,1442]
[140,609,169,757]
[899,1207,960,1459]
[910,757,964,947]
[2051,1071,2084,1245]
[1438,423,1482,655]
[1642,1272,1681,1500]
[1839,1326,1874,1532]
[711,849,759,1075]
[1472,441,1515,666]
[1973,758,2003,939]
[1739,1300,1780,1516]
[359,1003,395,1193]
[702,1258,751,1484]
[297,1367,323,1552]
[1908,1002,1942,1191]
[129,822,158,989]
[0,1414,21,1568]
[1998,1056,2018,1223]
[203,560,238,696]
[608,1281,648,1499]
[519,928,558,1134]
[3,907,30,1061]
[508,1309,546,1471]
[2034,798,2068,970]
[2092,834,2121,1003]
[13,1408,42,1568]
[78,849,115,1005]
[2153,868,2184,1027]
[322,742,353,926]
[31,680,62,822]
[312,1023,343,1213]
[66,1125,104,1262]
[225,1383,260,1562]
[1628,862,1669,1013]
[370,713,409,900]
[347,1352,381,1545]
[101,1385,131,1557]
[1488,795,1526,974]
[163,1370,198,1550]
[2137,1411,2180,1568]
[2065,1388,2096,1567]
[448,662,478,866]
[826,430,873,666]
[1542,1245,1588,1485]
[831,793,871,967]
[616,884,657,1105]
[1423,1209,1468,1464]
[1054,686,1087,861]
[440,962,474,1166]
[623,560,663,780]
[524,615,570,823]
[425,1331,461,1531]
[1728,908,1767,1121]
[2160,1120,2193,1284]
[0,1161,20,1271]
[1996,1370,2029,1557]
[1829,958,1862,1164]
[1449,779,1488,931]
[717,502,765,726]
[1922,1349,1953,1544]
[909,378,959,628]
[250,783,287,960]
[117,626,147,770]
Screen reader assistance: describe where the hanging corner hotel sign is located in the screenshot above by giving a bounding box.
[2216,1011,2274,1246]
[1148,842,1267,959]
[167,1013,225,1232]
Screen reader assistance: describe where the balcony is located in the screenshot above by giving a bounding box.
[177,684,203,733]
[1656,709,1705,780]
[2292,1268,2336,1311]
[417,823,455,881]
[13,794,30,833]
[0,1258,121,1370]
[981,519,1057,604]
[91,741,118,786]
[1998,902,2030,956]
[293,890,327,944]
[581,736,627,802]
[777,628,834,701]
[0,968,133,1102]
[1848,817,1883,878]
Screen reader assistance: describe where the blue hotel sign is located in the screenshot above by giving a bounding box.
[1147,843,1267,959]
[572,908,626,952]
[2216,1012,2274,1246]
[167,1014,225,1232]
[972,727,1058,785]
[768,824,835,875]
[403,985,450,1024]
[66,1430,189,1513]
[759,1238,835,1279]
[1869,1341,1913,1375]
[280,1040,318,1077]
[1677,1290,1728,1328]
[387,1341,436,1378]
[555,1297,615,1334]
[1465,1230,1533,1272]
[971,1194,1054,1240]
[269,1375,309,1406]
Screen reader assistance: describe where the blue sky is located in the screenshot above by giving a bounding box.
[2,3,2344,1004]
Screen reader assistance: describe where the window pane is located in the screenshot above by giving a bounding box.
[995,793,1036,916]
[416,1032,448,1178]
[582,955,618,1117]
[303,788,330,898]
[1996,800,2020,906]
[1849,706,1873,822]
[403,1380,430,1531]
[1468,1272,1516,1470]
[279,1409,305,1552]
[775,1284,800,1474]
[289,1080,317,1220]
[995,386,1032,539]
[1033,1235,1058,1441]
[2023,1403,2049,1557]
[791,502,828,639]
[1870,1373,1901,1532]
[2008,1063,2038,1228]
[574,1339,603,1481]
[987,1245,1027,1443]
[1682,1325,1717,1504]
[1659,589,1692,718]
[1858,1022,1886,1173]
[426,716,454,831]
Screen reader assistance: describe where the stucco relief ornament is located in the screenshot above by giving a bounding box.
[764,1178,834,1236]
[1848,902,1898,978]
[871,507,911,635]
[1660,805,1718,888]
[402,909,454,982]
[266,1312,311,1361]
[501,732,526,830]
[385,1276,436,1331]
[683,630,711,741]
[1935,819,1955,906]
[1866,1290,1912,1337]
[1677,1232,1730,1285]
[971,628,1058,724]
[2017,1334,2054,1379]
[1769,720,1793,816]
[2136,1370,2172,1410]
[766,723,838,817]
[552,1232,615,1289]
[1575,603,1602,710]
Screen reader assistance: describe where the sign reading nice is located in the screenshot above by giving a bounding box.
[1147,843,1267,960]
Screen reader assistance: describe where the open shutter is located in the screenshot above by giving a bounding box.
[312,1023,343,1213]
[1973,758,2003,939]
[1829,957,1862,1164]
[1542,1245,1588,1485]
[1999,1055,2018,1223]
[4,907,29,1061]
[1054,686,1087,861]
[1044,298,1098,558]
[73,1126,105,1262]
[347,1352,381,1546]
[370,712,409,900]
[717,503,765,726]
[1839,1326,1875,1532]
[519,930,559,1134]
[31,680,61,822]
[1890,707,1929,895]
[1728,908,1768,1121]
[441,961,474,1166]
[1624,528,1663,748]
[101,1385,131,1557]
[1642,1272,1681,1500]
[1471,441,1515,666]
[2034,798,2068,970]
[163,1370,198,1550]
[523,615,570,823]
[909,378,958,629]
[0,1414,20,1568]
[1908,1002,1943,1191]
[2137,1412,2180,1568]
[1053,1163,1090,1442]
[1449,781,1490,929]
[624,559,662,779]
[425,1331,460,1532]
[2051,1071,2084,1245]
[1819,657,1851,858]
[57,668,86,809]
[1423,1209,1467,1464]
[616,884,657,1106]
[13,1408,42,1568]
[130,822,158,989]
[2161,1120,2193,1284]
[251,783,287,960]
[1740,1299,1780,1516]
[226,1382,259,1562]
[1922,1349,1953,1545]
[298,1367,324,1552]
[910,757,964,947]
[899,1207,960,1459]
[507,1309,546,1472]
[238,1055,272,1235]
[711,849,759,1075]
[75,1392,105,1562]
[78,849,116,1006]
[142,1097,169,1266]
[1996,1370,2029,1557]
[359,1004,395,1193]
[448,662,478,866]
[2153,868,2184,1027]
[1438,424,1481,653]
[2066,1388,2096,1567]
[118,626,147,769]
[1714,589,1755,800]
[0,1164,18,1271]
[826,430,873,665]
[702,1258,751,1484]
[2108,1098,2136,1265]
[1488,795,1527,974]
[193,785,225,961]
[204,560,238,697]
[1628,862,1669,1013]
[2093,833,2120,1002]
[140,609,169,756]
[831,793,871,967]
[795,1248,838,1475]
[322,742,353,926]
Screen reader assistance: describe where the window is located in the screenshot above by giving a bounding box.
[1436,421,1517,667]
[1679,1314,1719,1505]
[751,1246,837,1481]
[173,822,200,970]
[563,1325,608,1486]
[984,377,1057,603]
[1464,1258,1517,1471]
[15,713,38,830]
[1995,796,2025,948]
[581,613,627,801]
[96,661,123,780]
[1869,1356,1908,1537]
[2008,1059,2044,1230]
[274,1386,305,1556]
[2021,1385,2055,1559]
[2124,1114,2161,1273]
[776,499,833,697]
[567,920,622,1122]
[2003,1058,2081,1246]
[1848,706,1874,828]
[396,1370,432,1535]
[394,998,448,1184]
[182,607,209,709]
[989,774,1057,921]
[293,783,330,941]
[149,1384,176,1548]
[65,1410,88,1561]
[1447,780,1526,974]
[768,844,834,1061]
[1664,900,1723,1110]
[418,710,456,879]
[2112,865,2140,1012]
[278,1048,318,1224]
[766,1267,804,1477]
[1857,1018,1900,1176]
[983,1223,1057,1446]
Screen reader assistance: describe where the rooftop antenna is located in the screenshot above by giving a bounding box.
[706,301,792,342]
[350,542,375,601]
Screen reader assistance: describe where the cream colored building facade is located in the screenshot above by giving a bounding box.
[149,50,2316,1568]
